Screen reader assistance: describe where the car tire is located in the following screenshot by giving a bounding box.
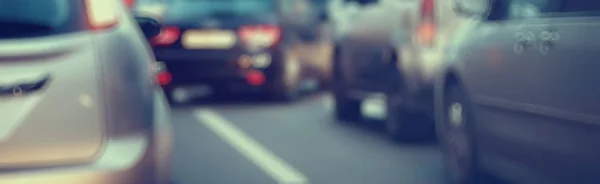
[331,44,361,122]
[383,50,432,142]
[333,92,361,122]
[385,93,428,142]
[437,84,481,184]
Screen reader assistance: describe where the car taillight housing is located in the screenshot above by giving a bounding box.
[237,24,281,49]
[123,0,135,8]
[418,0,436,47]
[84,0,119,30]
[151,27,181,46]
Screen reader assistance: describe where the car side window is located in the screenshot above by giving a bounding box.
[508,0,600,19]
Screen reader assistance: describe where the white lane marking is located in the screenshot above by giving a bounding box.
[193,109,309,184]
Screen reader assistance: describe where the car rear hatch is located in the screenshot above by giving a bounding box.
[0,0,104,170]
[152,0,281,80]
[155,0,279,51]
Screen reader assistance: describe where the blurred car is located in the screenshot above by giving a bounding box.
[436,0,600,183]
[329,0,468,141]
[146,0,327,103]
[0,0,171,183]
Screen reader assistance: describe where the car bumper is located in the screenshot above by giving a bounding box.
[0,123,173,184]
[155,47,285,93]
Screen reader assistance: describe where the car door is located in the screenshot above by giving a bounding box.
[514,0,600,182]
[458,0,555,178]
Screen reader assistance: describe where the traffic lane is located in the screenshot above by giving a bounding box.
[170,109,277,184]
[208,93,447,184]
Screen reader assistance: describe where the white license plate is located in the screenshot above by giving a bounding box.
[182,30,236,49]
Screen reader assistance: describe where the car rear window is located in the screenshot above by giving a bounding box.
[168,0,276,15]
[0,0,83,39]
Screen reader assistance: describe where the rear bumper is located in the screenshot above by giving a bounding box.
[155,47,285,93]
[0,125,173,184]
[334,61,392,100]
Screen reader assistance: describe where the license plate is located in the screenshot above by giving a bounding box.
[173,85,213,100]
[182,30,236,49]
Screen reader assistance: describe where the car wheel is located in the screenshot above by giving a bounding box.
[437,84,480,184]
[331,44,361,122]
[383,50,431,142]
[333,92,361,122]
[385,92,424,142]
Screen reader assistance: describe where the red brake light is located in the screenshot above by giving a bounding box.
[156,71,172,86]
[420,0,435,19]
[238,25,281,48]
[418,0,436,47]
[84,0,119,30]
[123,0,136,8]
[151,27,181,46]
[246,70,265,86]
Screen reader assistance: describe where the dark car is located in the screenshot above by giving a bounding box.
[147,0,325,103]
[436,0,600,183]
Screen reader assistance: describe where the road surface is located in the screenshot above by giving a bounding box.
[170,92,446,184]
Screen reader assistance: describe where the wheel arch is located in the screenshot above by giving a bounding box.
[434,67,466,126]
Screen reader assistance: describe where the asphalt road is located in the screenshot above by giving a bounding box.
[170,92,446,184]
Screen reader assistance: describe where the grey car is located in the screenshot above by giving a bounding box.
[0,0,172,183]
[436,0,600,183]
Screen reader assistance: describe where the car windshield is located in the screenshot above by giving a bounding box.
[168,0,275,15]
[0,0,76,39]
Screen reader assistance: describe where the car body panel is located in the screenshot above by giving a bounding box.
[0,0,171,183]
[0,33,104,167]
[438,1,600,183]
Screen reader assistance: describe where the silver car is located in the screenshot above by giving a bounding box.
[437,0,600,183]
[0,0,172,183]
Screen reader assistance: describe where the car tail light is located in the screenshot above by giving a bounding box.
[153,62,171,86]
[417,0,436,47]
[238,24,282,49]
[156,71,172,86]
[123,0,135,8]
[84,0,119,30]
[246,70,265,86]
[151,27,181,46]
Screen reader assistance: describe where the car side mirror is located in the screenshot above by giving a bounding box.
[135,16,161,38]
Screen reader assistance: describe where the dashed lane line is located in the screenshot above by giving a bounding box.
[193,109,308,184]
